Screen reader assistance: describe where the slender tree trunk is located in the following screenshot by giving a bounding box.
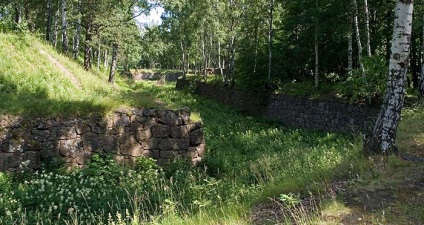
[348,32,353,74]
[419,14,424,97]
[83,19,92,70]
[202,34,207,80]
[46,0,53,41]
[104,49,108,67]
[14,5,22,24]
[73,0,81,59]
[61,0,68,52]
[363,0,414,155]
[364,0,371,56]
[352,0,364,73]
[108,43,118,83]
[314,0,319,88]
[180,39,186,79]
[53,7,59,47]
[218,39,224,79]
[97,41,101,69]
[268,0,274,83]
[253,23,259,75]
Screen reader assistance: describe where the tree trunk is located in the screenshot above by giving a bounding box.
[53,7,59,47]
[352,0,364,73]
[268,0,274,83]
[104,49,108,67]
[180,39,186,79]
[218,39,224,80]
[363,0,413,155]
[108,43,118,83]
[419,14,424,97]
[348,32,353,74]
[83,19,92,70]
[73,0,81,59]
[253,23,259,75]
[46,0,53,41]
[14,5,22,24]
[61,0,68,52]
[314,0,319,88]
[364,0,371,56]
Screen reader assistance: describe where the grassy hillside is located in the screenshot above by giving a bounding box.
[0,32,159,117]
[0,32,422,225]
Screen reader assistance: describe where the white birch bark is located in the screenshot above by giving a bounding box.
[352,0,364,73]
[53,7,59,48]
[61,0,68,52]
[108,43,118,83]
[365,0,413,154]
[73,0,81,59]
[364,0,371,56]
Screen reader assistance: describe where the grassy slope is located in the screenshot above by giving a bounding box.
[0,32,422,224]
[0,32,159,117]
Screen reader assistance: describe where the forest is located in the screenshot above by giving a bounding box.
[0,0,423,224]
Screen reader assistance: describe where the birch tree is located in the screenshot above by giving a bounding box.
[61,0,68,52]
[364,0,371,56]
[352,0,364,73]
[363,0,414,155]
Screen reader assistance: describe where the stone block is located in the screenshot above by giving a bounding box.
[82,133,102,152]
[75,152,92,165]
[143,108,157,117]
[4,153,21,169]
[188,147,198,158]
[152,124,170,138]
[186,122,202,132]
[189,128,203,145]
[153,150,160,158]
[101,135,118,153]
[159,111,182,126]
[175,139,189,150]
[6,138,24,153]
[177,108,191,125]
[136,128,152,141]
[114,113,130,127]
[141,138,159,150]
[58,139,81,157]
[159,151,177,159]
[143,117,157,129]
[158,139,173,151]
[57,127,77,140]
[76,122,91,135]
[197,143,205,157]
[142,150,152,158]
[31,129,50,142]
[170,126,189,139]
[24,151,41,169]
[0,153,4,170]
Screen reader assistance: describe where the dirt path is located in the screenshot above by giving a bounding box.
[39,49,82,89]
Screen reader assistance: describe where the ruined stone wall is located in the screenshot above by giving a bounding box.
[132,71,182,82]
[176,79,379,133]
[0,108,205,172]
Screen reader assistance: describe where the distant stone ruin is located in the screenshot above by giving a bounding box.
[0,108,205,171]
[132,71,182,82]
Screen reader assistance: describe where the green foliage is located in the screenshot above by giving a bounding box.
[339,56,388,104]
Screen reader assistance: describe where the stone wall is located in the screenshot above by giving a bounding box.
[132,71,182,82]
[176,79,379,133]
[0,108,205,172]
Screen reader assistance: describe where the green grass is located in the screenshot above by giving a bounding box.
[0,32,162,117]
[3,32,420,224]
